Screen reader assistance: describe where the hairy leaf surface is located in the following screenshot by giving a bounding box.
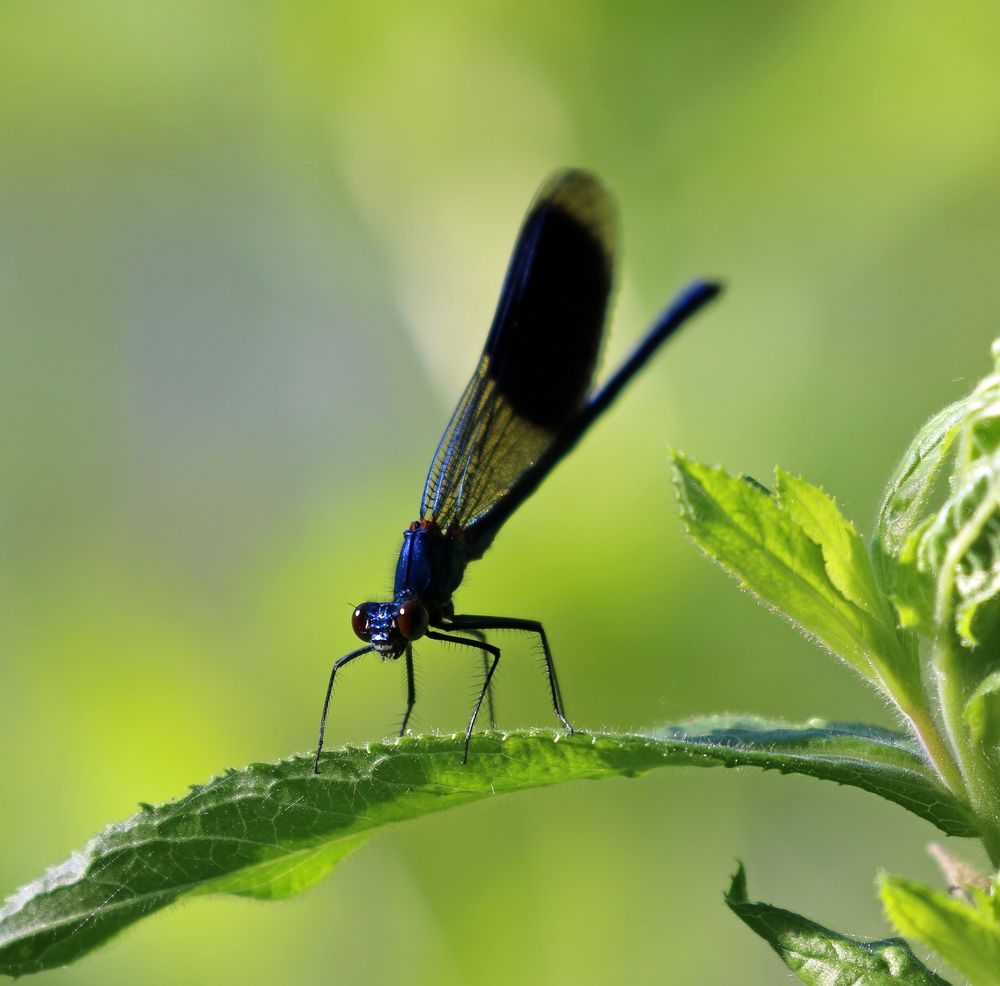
[727,864,951,985]
[672,454,922,703]
[881,872,1000,986]
[0,722,975,976]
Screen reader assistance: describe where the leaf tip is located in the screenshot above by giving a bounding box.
[725,861,749,904]
[740,474,772,497]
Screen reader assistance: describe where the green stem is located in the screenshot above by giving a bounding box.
[932,480,1000,863]
[901,699,965,797]
[864,628,964,796]
[932,638,975,790]
[933,635,1000,866]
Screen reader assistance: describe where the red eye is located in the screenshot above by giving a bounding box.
[352,604,373,641]
[395,601,429,641]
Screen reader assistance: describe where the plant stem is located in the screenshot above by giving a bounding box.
[866,630,965,796]
[932,480,1000,864]
[901,700,965,797]
[932,635,1000,866]
[932,638,970,783]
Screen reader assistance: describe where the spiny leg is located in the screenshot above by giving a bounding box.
[445,614,572,733]
[312,645,372,775]
[463,628,496,729]
[426,630,500,763]
[399,644,416,737]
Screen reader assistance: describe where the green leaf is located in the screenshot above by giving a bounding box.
[962,338,1000,464]
[0,723,975,976]
[193,835,370,900]
[877,342,1000,648]
[917,452,1000,647]
[672,453,871,674]
[775,469,885,617]
[963,670,1000,748]
[875,399,966,573]
[672,453,911,692]
[727,863,952,985]
[881,873,1000,986]
[648,716,974,836]
[891,517,939,636]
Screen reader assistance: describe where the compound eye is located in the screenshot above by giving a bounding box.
[395,601,429,641]
[352,604,373,642]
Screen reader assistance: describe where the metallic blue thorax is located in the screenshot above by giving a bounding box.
[393,522,468,617]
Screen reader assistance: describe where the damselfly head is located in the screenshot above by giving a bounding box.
[352,599,429,659]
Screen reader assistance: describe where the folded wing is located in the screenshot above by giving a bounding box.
[419,170,617,536]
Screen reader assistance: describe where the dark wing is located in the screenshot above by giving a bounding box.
[419,169,616,533]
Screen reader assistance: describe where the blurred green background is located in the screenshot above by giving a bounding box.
[2,2,999,983]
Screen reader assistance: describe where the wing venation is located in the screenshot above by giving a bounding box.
[420,170,616,529]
